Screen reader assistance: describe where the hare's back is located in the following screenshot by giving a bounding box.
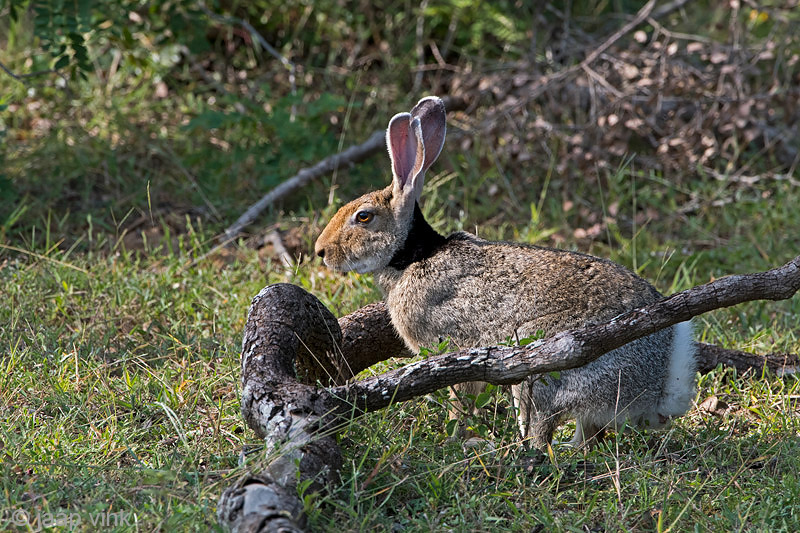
[383,232,662,351]
[493,236,662,323]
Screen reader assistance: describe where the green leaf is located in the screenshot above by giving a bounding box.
[471,423,489,438]
[475,391,492,409]
[436,338,452,352]
[54,54,71,70]
[445,419,459,437]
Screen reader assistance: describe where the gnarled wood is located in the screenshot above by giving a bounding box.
[218,284,345,532]
[331,301,799,381]
[218,255,800,532]
[695,342,798,375]
[336,302,413,377]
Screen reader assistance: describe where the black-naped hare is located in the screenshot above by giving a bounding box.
[315,96,697,450]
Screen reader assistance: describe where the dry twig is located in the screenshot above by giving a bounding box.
[222,129,386,240]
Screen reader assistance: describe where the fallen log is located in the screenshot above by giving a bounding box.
[217,255,800,532]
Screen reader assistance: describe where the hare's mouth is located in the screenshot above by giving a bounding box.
[325,255,382,274]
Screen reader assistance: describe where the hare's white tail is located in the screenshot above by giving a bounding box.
[657,321,697,419]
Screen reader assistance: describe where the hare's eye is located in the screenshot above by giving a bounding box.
[355,211,374,224]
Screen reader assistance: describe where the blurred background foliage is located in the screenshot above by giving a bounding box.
[0,0,798,259]
[0,0,531,242]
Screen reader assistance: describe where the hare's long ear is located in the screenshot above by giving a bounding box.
[387,96,446,210]
[410,96,446,176]
[387,112,420,197]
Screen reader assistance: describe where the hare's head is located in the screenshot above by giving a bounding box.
[315,96,446,273]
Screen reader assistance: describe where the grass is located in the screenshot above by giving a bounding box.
[314,375,800,531]
[2,170,798,531]
[2,0,800,530]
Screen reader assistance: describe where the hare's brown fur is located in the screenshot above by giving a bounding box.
[377,232,661,352]
[316,188,398,274]
[316,96,697,450]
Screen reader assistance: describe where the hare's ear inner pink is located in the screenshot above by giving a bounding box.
[410,96,446,172]
[387,112,418,194]
[387,98,447,206]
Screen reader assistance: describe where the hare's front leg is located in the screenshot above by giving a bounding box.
[567,419,606,448]
[448,381,488,432]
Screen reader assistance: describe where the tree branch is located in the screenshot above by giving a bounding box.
[331,301,798,381]
[0,58,67,84]
[217,283,344,532]
[330,255,800,411]
[222,130,386,240]
[218,255,800,532]
[694,341,798,375]
[580,0,658,68]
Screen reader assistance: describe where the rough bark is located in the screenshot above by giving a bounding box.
[217,284,345,532]
[330,301,799,382]
[336,302,413,377]
[694,342,798,375]
[218,255,800,532]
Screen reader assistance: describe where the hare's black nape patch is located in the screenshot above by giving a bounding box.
[388,203,446,270]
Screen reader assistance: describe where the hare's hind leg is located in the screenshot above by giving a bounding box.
[525,415,605,450]
[528,415,561,451]
[512,381,561,450]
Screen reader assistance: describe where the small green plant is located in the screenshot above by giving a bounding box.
[418,337,454,358]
